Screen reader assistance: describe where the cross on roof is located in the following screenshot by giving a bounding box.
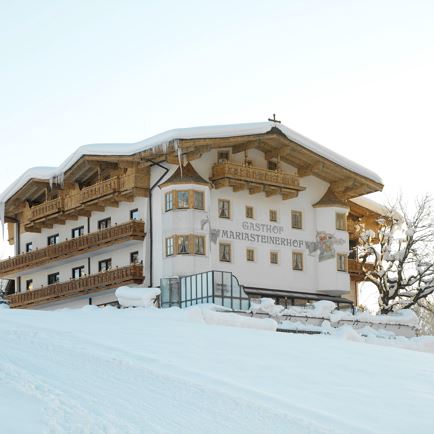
[268,113,281,123]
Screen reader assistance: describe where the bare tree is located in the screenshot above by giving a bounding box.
[357,194,434,314]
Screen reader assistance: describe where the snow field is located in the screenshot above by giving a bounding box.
[0,306,433,434]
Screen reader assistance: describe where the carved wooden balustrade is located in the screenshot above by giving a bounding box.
[30,197,64,221]
[7,264,144,308]
[80,176,120,203]
[210,162,305,198]
[0,220,145,277]
[26,173,147,229]
[348,259,374,280]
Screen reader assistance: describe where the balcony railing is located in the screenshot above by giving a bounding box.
[210,162,304,196]
[27,174,143,226]
[30,197,64,221]
[7,264,144,308]
[80,176,120,203]
[0,220,145,277]
[348,259,373,280]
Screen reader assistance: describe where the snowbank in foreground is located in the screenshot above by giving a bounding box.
[0,307,433,434]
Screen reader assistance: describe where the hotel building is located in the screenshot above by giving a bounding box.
[0,122,382,310]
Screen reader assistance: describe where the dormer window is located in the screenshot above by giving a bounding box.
[267,160,278,171]
[164,190,205,211]
[217,150,230,163]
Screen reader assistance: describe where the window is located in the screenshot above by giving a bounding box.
[194,236,205,255]
[177,235,190,254]
[219,243,231,262]
[270,251,279,264]
[165,237,174,256]
[130,208,139,220]
[218,199,230,219]
[71,226,84,239]
[217,150,230,163]
[291,211,303,230]
[337,254,348,272]
[72,266,84,279]
[245,206,254,219]
[177,191,189,209]
[292,252,303,271]
[336,212,347,231]
[193,191,204,210]
[25,242,33,253]
[47,272,60,285]
[246,248,255,262]
[269,210,277,222]
[267,160,278,171]
[98,218,111,230]
[47,234,59,246]
[165,192,173,211]
[130,251,139,264]
[98,259,112,272]
[26,279,33,291]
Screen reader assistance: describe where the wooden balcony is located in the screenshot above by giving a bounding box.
[0,220,145,277]
[25,173,148,231]
[30,197,64,221]
[7,264,144,309]
[210,162,305,199]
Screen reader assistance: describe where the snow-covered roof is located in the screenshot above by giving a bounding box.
[351,196,388,216]
[0,122,383,208]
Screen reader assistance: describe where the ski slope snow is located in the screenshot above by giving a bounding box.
[0,306,433,434]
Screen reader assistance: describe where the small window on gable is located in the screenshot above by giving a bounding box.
[245,206,254,219]
[291,211,303,230]
[217,150,230,163]
[267,160,278,171]
[25,242,33,253]
[336,212,347,231]
[130,209,139,220]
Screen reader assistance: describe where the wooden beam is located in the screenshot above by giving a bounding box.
[330,178,357,193]
[231,141,258,154]
[298,162,325,177]
[229,180,246,192]
[264,186,280,197]
[213,179,230,189]
[248,184,263,195]
[281,190,298,200]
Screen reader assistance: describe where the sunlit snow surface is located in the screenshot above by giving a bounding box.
[0,306,433,434]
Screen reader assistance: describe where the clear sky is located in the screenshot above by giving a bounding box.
[1,0,433,204]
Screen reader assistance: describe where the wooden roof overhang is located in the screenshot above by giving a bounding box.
[138,127,383,200]
[4,128,383,218]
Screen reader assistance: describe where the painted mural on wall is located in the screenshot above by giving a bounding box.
[201,216,345,261]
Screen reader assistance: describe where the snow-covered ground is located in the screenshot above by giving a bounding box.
[1,306,434,434]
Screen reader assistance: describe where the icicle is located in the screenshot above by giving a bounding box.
[174,139,183,177]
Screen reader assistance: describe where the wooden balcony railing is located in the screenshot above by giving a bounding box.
[348,259,374,280]
[80,176,120,203]
[30,197,64,221]
[0,220,145,277]
[7,264,144,308]
[210,162,304,197]
[27,174,146,227]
